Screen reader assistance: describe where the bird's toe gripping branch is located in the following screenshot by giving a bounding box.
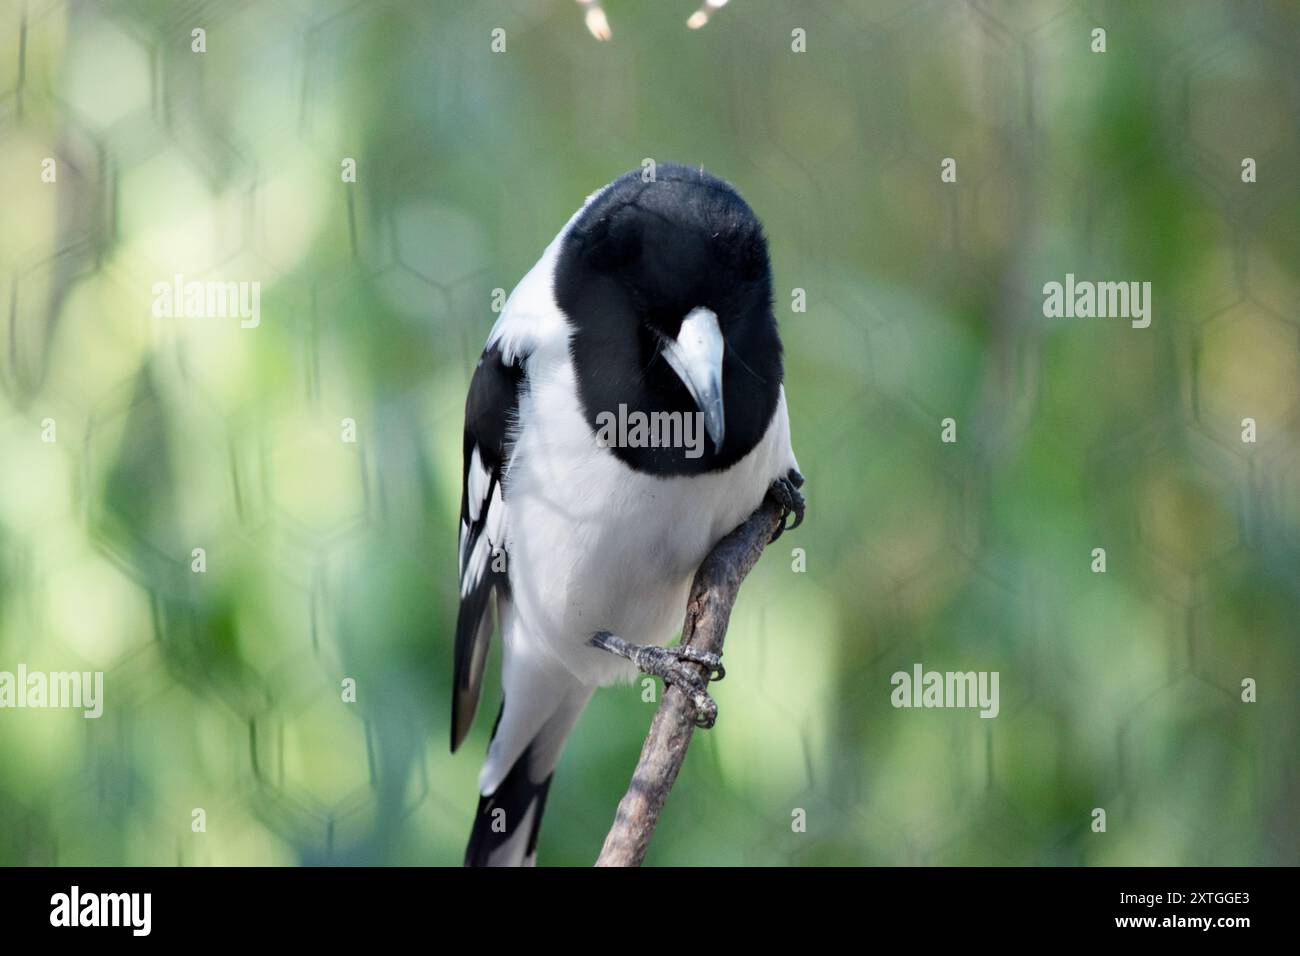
[589,631,724,728]
[768,468,806,543]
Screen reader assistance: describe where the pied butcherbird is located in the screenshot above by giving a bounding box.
[452,164,803,866]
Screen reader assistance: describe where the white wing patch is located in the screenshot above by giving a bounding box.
[461,482,506,598]
[466,445,491,523]
[458,518,471,576]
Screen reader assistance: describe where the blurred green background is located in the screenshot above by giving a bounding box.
[0,0,1297,866]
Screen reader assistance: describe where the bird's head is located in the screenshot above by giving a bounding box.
[556,164,783,475]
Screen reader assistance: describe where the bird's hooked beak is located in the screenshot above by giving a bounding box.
[661,307,726,454]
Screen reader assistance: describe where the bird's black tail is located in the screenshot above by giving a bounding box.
[464,741,554,867]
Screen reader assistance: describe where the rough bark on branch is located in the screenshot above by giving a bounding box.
[595,495,786,866]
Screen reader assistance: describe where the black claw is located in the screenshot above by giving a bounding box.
[692,694,718,729]
[675,645,725,682]
[768,470,806,543]
[782,505,803,536]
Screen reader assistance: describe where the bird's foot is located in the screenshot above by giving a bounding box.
[589,631,723,728]
[768,468,806,543]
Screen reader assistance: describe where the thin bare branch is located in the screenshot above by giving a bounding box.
[595,495,785,866]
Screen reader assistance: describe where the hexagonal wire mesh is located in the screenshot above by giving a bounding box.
[0,0,1296,865]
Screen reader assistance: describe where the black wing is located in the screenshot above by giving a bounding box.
[451,343,525,752]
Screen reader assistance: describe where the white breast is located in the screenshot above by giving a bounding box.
[501,338,796,687]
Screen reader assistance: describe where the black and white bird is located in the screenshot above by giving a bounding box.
[452,164,804,866]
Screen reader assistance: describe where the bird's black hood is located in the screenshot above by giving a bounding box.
[555,164,783,476]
